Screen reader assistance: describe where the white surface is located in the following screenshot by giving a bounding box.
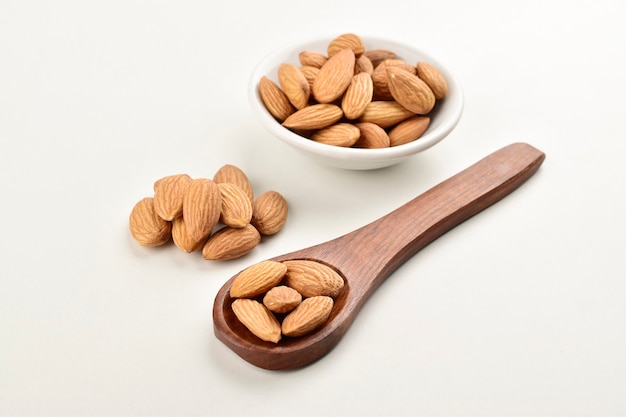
[1,1,625,416]
[249,35,464,170]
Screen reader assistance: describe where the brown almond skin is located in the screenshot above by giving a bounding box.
[298,51,327,68]
[355,54,374,75]
[217,183,253,228]
[371,67,393,100]
[362,49,397,67]
[354,122,391,148]
[171,216,206,253]
[386,66,436,115]
[263,285,302,314]
[299,65,320,91]
[213,164,254,204]
[341,72,373,120]
[359,101,415,128]
[278,63,310,110]
[231,298,282,343]
[371,60,416,100]
[417,61,448,100]
[378,59,416,73]
[182,178,221,242]
[282,104,343,130]
[311,123,361,147]
[258,76,294,122]
[282,260,345,298]
[312,48,356,104]
[251,191,288,235]
[327,33,364,58]
[129,197,172,247]
[230,260,288,298]
[153,174,192,221]
[202,224,261,261]
[388,116,431,146]
[281,296,334,338]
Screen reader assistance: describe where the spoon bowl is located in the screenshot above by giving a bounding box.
[213,142,546,370]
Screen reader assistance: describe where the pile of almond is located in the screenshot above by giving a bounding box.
[129,164,288,261]
[229,259,345,343]
[258,33,448,148]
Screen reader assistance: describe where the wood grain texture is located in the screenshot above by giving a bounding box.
[213,142,546,370]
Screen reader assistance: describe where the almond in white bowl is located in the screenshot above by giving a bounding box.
[249,33,464,170]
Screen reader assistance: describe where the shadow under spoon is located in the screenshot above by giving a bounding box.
[213,142,546,370]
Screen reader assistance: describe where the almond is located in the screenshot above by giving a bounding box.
[282,260,344,298]
[298,51,327,68]
[327,33,364,58]
[282,103,343,130]
[231,298,282,343]
[258,76,294,122]
[129,197,172,247]
[298,65,320,92]
[363,49,397,67]
[341,72,373,120]
[378,59,416,73]
[354,122,391,148]
[416,61,448,100]
[201,224,260,261]
[359,100,415,128]
[371,60,417,101]
[388,115,431,146]
[281,296,334,338]
[263,285,302,314]
[217,183,253,228]
[311,123,361,147]
[371,69,393,100]
[213,164,254,204]
[182,178,221,242]
[278,63,310,110]
[251,190,288,236]
[153,174,192,221]
[171,216,205,253]
[386,66,436,115]
[355,54,374,75]
[229,260,288,298]
[312,48,355,104]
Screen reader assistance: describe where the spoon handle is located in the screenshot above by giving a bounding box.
[274,142,545,300]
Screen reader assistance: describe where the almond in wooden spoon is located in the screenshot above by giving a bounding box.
[213,143,546,370]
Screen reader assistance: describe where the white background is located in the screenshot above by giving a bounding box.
[1,1,625,416]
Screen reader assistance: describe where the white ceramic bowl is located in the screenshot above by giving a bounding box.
[249,35,464,170]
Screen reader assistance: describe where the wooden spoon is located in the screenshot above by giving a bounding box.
[213,142,545,370]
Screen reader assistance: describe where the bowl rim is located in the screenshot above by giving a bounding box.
[248,34,464,165]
